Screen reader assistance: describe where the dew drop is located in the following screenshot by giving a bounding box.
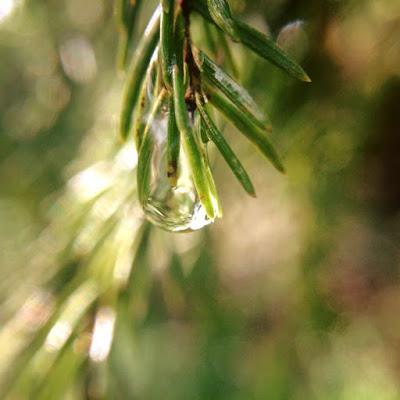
[139,101,217,233]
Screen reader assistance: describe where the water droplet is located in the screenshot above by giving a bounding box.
[138,99,218,232]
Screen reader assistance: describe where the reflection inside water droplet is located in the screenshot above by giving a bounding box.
[140,106,217,233]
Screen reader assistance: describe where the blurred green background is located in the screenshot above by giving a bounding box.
[1,0,400,399]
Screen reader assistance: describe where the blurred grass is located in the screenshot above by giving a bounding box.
[0,0,400,399]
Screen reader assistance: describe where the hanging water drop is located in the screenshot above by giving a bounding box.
[136,93,219,232]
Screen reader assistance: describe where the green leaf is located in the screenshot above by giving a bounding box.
[195,49,271,131]
[167,95,180,187]
[191,0,311,82]
[132,83,147,151]
[194,115,222,217]
[203,149,223,218]
[160,0,175,89]
[137,90,167,205]
[172,65,218,219]
[161,0,172,13]
[132,59,157,150]
[115,0,127,25]
[174,13,185,73]
[35,335,86,400]
[137,131,154,205]
[119,6,161,141]
[196,93,256,196]
[235,19,311,82]
[115,0,143,71]
[190,0,214,23]
[198,112,210,143]
[206,0,239,41]
[208,89,285,173]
